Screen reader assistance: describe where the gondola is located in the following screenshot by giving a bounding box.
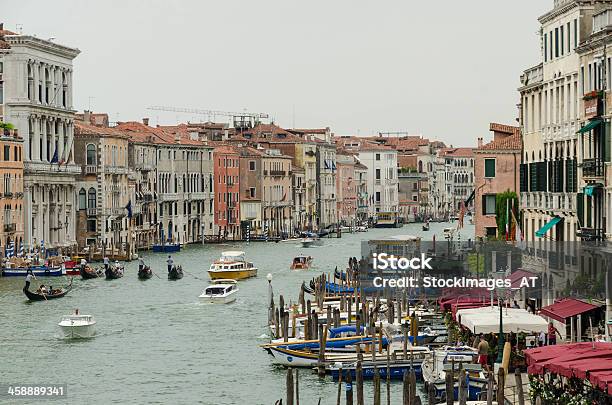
[138,266,153,280]
[168,265,183,280]
[23,279,73,301]
[105,266,124,280]
[80,265,102,280]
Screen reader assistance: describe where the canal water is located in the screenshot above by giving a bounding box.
[0,222,473,405]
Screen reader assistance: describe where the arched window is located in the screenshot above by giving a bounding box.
[78,188,86,210]
[87,188,96,208]
[86,144,96,165]
[418,161,423,173]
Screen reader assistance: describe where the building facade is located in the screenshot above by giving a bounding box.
[336,151,357,225]
[474,123,523,239]
[238,146,263,237]
[213,146,240,238]
[0,127,24,254]
[261,149,293,236]
[1,25,80,253]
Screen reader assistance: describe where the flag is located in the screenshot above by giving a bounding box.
[125,200,133,218]
[511,208,526,250]
[50,149,59,164]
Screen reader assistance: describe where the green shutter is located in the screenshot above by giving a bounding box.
[605,122,611,163]
[530,163,537,192]
[586,196,592,227]
[484,159,496,178]
[520,164,527,192]
[577,192,584,226]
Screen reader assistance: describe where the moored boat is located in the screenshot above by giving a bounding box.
[290,255,312,270]
[168,265,183,280]
[138,266,153,280]
[2,266,63,277]
[208,251,257,280]
[199,279,238,303]
[152,243,181,253]
[58,312,96,338]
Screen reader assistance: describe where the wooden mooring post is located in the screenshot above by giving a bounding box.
[286,367,294,405]
[356,360,364,405]
[496,368,506,405]
[336,367,343,405]
[486,372,494,405]
[515,368,525,405]
[373,366,381,405]
[458,368,467,405]
[345,368,353,405]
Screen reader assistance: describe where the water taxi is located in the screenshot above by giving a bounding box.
[58,312,96,338]
[208,251,257,280]
[199,279,238,304]
[375,211,402,228]
[290,255,312,270]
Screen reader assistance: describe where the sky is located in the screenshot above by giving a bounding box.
[2,0,550,146]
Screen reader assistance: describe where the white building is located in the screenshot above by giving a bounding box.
[0,25,80,252]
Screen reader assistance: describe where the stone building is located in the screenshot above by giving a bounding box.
[118,121,214,245]
[336,150,357,225]
[237,146,262,236]
[0,127,24,254]
[74,114,132,257]
[398,170,427,222]
[474,123,522,239]
[261,149,293,236]
[432,148,475,219]
[0,24,80,253]
[354,161,369,224]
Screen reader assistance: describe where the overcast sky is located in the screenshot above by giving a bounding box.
[3,0,550,146]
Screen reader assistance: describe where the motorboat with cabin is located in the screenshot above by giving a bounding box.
[58,310,96,338]
[208,251,257,280]
[199,279,238,304]
[290,255,312,270]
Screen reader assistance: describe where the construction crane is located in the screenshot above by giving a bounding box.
[147,105,269,130]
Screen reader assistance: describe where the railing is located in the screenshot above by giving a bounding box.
[189,192,207,200]
[85,165,97,174]
[24,160,81,174]
[577,227,604,241]
[86,207,97,217]
[160,193,179,201]
[104,207,125,217]
[135,162,153,171]
[582,158,604,177]
[269,170,286,176]
[3,191,13,198]
[3,223,16,233]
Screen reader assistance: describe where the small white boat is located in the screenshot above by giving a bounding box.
[301,237,322,248]
[443,227,455,239]
[58,314,96,338]
[199,279,238,304]
[355,225,368,232]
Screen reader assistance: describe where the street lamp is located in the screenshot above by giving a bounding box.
[493,268,509,364]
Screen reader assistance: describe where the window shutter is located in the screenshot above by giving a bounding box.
[577,192,584,226]
[482,195,487,215]
[520,164,528,192]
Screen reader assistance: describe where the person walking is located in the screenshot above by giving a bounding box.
[477,334,490,373]
[548,322,561,345]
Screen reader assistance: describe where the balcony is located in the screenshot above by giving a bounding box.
[577,227,604,241]
[269,170,287,176]
[25,161,81,174]
[3,191,13,198]
[160,193,179,201]
[135,162,153,171]
[3,223,16,233]
[104,207,125,217]
[582,158,604,178]
[85,165,97,175]
[189,192,207,200]
[86,207,97,217]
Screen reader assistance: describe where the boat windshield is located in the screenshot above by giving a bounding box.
[206,287,225,295]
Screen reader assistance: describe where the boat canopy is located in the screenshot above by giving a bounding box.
[456,306,548,334]
[220,251,246,261]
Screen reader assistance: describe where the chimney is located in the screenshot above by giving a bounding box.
[477,137,483,148]
[142,118,149,126]
[83,110,91,124]
[0,23,4,31]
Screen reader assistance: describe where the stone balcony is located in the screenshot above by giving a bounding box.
[188,192,208,200]
[159,193,180,201]
[25,161,81,175]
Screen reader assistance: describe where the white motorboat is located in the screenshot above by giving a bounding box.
[199,279,238,304]
[355,225,368,232]
[58,314,96,338]
[422,346,487,402]
[301,237,322,248]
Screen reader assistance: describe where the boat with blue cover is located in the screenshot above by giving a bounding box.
[2,266,63,277]
[152,243,181,253]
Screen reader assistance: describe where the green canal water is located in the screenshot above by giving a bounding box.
[0,222,473,405]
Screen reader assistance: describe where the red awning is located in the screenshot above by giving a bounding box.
[538,298,601,323]
[525,342,612,394]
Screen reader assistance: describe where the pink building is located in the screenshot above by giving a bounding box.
[474,123,522,239]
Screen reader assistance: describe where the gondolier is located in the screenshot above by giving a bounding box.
[167,255,173,273]
[103,256,109,271]
[138,257,145,271]
[24,269,36,290]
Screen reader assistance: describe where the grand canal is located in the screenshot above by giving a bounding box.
[0,222,473,405]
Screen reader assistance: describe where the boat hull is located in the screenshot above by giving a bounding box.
[152,244,181,253]
[2,267,63,277]
[208,269,256,280]
[198,294,237,304]
[330,364,423,381]
[59,324,96,339]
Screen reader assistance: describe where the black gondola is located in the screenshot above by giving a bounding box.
[80,265,102,280]
[23,279,73,301]
[138,266,153,280]
[422,223,430,231]
[168,265,183,280]
[105,266,124,280]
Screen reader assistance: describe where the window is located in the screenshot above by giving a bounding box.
[375,192,381,202]
[560,25,564,56]
[249,161,255,171]
[484,158,496,178]
[3,145,9,161]
[544,33,548,62]
[485,227,497,237]
[0,82,3,104]
[412,195,417,202]
[87,219,96,232]
[375,168,380,180]
[375,153,380,161]
[567,22,571,53]
[78,188,86,210]
[249,187,255,198]
[86,144,96,165]
[574,19,578,48]
[549,31,553,60]
[483,195,496,215]
[555,27,559,58]
[87,188,96,208]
